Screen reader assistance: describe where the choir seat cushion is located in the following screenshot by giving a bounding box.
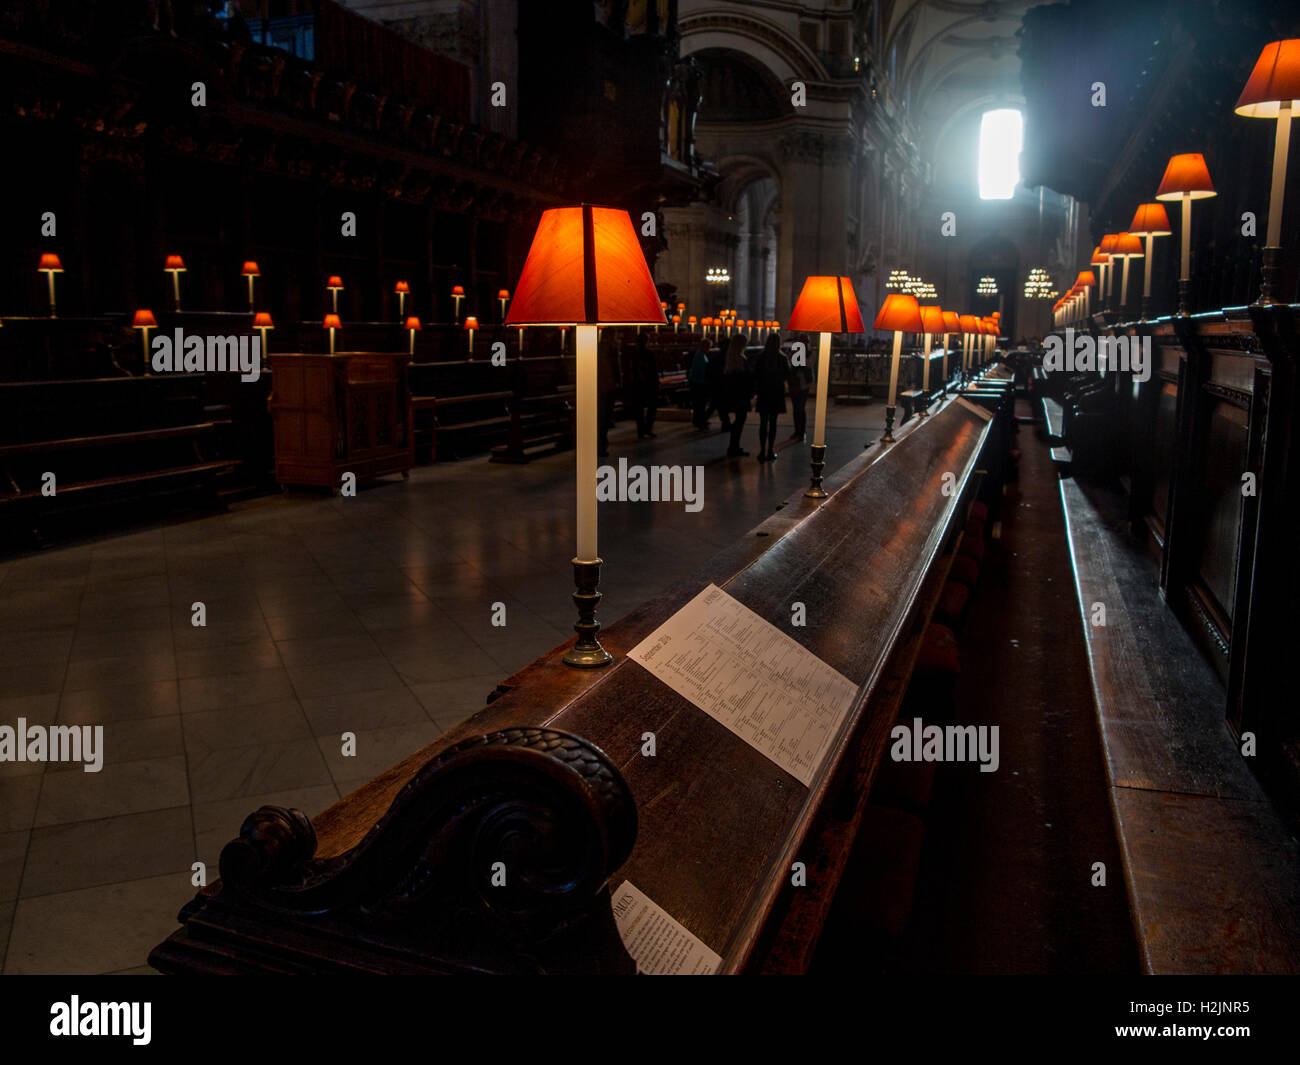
[959,533,985,561]
[969,500,989,522]
[916,622,960,676]
[935,580,970,629]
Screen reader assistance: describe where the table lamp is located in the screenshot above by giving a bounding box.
[505,204,665,667]
[1075,270,1097,322]
[788,275,865,496]
[38,253,63,316]
[464,315,479,358]
[1128,203,1172,319]
[253,312,273,359]
[1109,232,1144,317]
[395,281,410,318]
[132,309,156,362]
[958,314,979,383]
[405,316,421,355]
[498,288,510,320]
[1235,39,1300,304]
[940,310,959,396]
[1155,153,1216,314]
[241,261,260,312]
[323,313,341,354]
[327,276,343,314]
[450,285,465,321]
[165,255,186,311]
[874,293,922,444]
[1099,234,1120,307]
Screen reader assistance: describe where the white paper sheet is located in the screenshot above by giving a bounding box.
[627,583,858,787]
[610,880,721,975]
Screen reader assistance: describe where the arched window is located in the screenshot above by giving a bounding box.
[978,109,1023,200]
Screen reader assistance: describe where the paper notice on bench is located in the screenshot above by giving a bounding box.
[611,880,721,975]
[628,583,858,787]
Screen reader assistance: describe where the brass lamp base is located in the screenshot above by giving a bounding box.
[880,404,897,445]
[563,557,614,669]
[805,443,828,498]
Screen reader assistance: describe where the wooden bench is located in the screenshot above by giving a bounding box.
[489,391,574,463]
[150,397,999,974]
[0,375,235,540]
[410,390,513,462]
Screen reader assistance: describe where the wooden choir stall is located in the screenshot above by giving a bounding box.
[149,382,1010,975]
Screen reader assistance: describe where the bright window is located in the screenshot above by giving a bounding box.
[978,109,1022,200]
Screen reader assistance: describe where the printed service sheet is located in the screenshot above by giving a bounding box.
[627,583,858,787]
[611,880,721,975]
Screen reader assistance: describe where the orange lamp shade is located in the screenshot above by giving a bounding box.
[253,312,274,329]
[1112,232,1145,258]
[788,276,866,332]
[1235,39,1300,117]
[942,311,960,332]
[958,314,979,333]
[132,310,157,328]
[660,301,668,310]
[1129,202,1172,236]
[1155,154,1216,200]
[688,316,697,325]
[164,255,186,271]
[676,303,685,311]
[323,314,342,329]
[497,289,510,300]
[918,305,945,334]
[1076,271,1097,287]
[38,253,63,271]
[327,276,343,289]
[1099,234,1120,256]
[505,205,666,326]
[241,261,260,276]
[873,292,923,333]
[404,317,421,331]
[451,285,465,296]
[394,281,410,294]
[672,314,681,324]
[1090,248,1110,266]
[464,316,479,329]
[772,320,780,329]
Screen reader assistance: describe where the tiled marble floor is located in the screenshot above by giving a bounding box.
[0,404,882,974]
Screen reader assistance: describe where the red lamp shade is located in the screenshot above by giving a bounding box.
[322,314,342,329]
[942,311,960,332]
[404,317,421,331]
[253,312,274,329]
[1155,154,1216,200]
[464,316,479,329]
[1112,232,1145,258]
[164,255,186,271]
[505,205,665,326]
[788,276,866,333]
[241,261,260,276]
[1099,234,1120,256]
[327,276,343,289]
[1235,40,1300,117]
[132,310,157,328]
[39,253,63,271]
[918,305,945,334]
[958,314,979,334]
[1129,202,1172,236]
[672,314,681,324]
[497,289,510,300]
[451,285,465,297]
[1076,271,1097,288]
[873,292,923,333]
[394,281,410,294]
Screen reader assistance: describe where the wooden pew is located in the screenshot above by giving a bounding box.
[489,391,574,463]
[0,374,234,541]
[411,390,514,462]
[1043,305,1300,972]
[150,395,997,974]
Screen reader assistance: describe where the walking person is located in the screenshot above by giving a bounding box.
[631,332,659,438]
[787,349,811,441]
[721,334,752,458]
[688,336,711,429]
[707,339,730,431]
[754,333,788,461]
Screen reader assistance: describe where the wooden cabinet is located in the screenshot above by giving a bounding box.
[269,351,413,488]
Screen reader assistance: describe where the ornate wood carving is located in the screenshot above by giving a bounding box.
[158,728,637,974]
